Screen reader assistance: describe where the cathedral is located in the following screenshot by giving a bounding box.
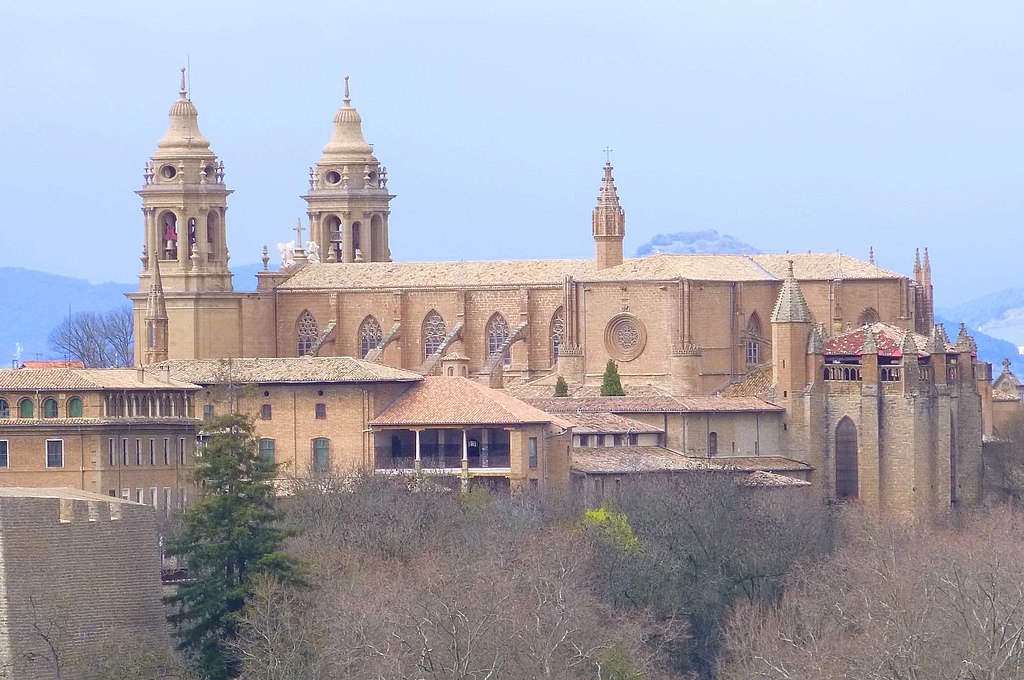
[129,71,987,518]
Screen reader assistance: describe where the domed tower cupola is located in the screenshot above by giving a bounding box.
[304,76,394,263]
[137,68,233,294]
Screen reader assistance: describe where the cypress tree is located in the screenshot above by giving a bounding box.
[600,359,626,396]
[165,413,303,679]
[554,375,570,397]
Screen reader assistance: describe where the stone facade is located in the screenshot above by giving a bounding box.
[0,369,199,511]
[0,488,169,678]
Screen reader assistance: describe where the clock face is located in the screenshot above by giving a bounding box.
[325,170,341,185]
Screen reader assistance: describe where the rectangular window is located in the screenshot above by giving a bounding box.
[260,404,272,420]
[149,439,156,465]
[122,438,128,466]
[0,440,7,468]
[121,488,130,500]
[45,440,63,468]
[203,404,214,421]
[150,486,158,509]
[259,439,276,465]
[135,439,141,466]
[315,403,327,420]
[528,437,538,469]
[313,438,330,470]
[578,434,590,447]
[108,438,115,467]
[136,488,144,504]
[163,438,170,465]
[596,434,606,447]
[628,433,638,446]
[108,489,116,498]
[164,488,172,516]
[179,488,187,509]
[179,438,186,465]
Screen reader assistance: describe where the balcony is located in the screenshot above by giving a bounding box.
[373,427,513,475]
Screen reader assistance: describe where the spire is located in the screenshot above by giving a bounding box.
[956,323,977,353]
[771,260,812,323]
[913,248,922,283]
[145,257,167,321]
[899,328,918,359]
[592,160,626,269]
[862,326,878,355]
[155,67,211,156]
[868,246,875,265]
[923,247,931,275]
[320,76,374,161]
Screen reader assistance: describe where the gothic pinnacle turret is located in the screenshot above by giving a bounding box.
[143,257,168,365]
[592,159,625,269]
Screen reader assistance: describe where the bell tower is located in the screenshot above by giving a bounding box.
[137,68,233,293]
[304,77,394,263]
[593,160,625,269]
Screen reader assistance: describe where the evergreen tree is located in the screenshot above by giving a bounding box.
[554,375,569,397]
[600,359,625,396]
[166,414,303,679]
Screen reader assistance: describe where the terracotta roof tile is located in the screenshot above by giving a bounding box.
[370,377,573,428]
[152,357,422,385]
[0,369,197,392]
[706,455,814,472]
[572,447,813,476]
[277,253,900,291]
[740,471,812,488]
[527,395,782,414]
[563,412,663,434]
[720,364,774,398]
[19,360,86,369]
[824,323,944,358]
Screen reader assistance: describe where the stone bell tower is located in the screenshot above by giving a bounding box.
[137,68,233,293]
[304,77,394,263]
[131,69,243,365]
[593,161,625,269]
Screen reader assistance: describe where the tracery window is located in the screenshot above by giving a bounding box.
[487,313,512,366]
[551,307,565,363]
[858,307,880,326]
[297,310,318,356]
[423,311,446,357]
[745,312,763,366]
[836,417,859,500]
[359,316,383,358]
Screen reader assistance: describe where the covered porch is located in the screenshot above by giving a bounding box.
[373,427,512,474]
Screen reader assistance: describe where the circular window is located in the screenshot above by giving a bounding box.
[160,165,177,180]
[263,391,270,397]
[317,389,324,397]
[325,170,341,185]
[604,313,647,362]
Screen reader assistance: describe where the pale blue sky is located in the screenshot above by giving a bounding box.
[1,1,1021,305]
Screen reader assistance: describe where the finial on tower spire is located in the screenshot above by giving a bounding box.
[869,246,875,265]
[344,75,351,107]
[179,67,187,99]
[603,146,613,164]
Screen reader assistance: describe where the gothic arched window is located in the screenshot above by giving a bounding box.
[423,311,446,357]
[551,307,565,363]
[359,316,383,358]
[745,312,763,366]
[858,307,880,326]
[487,313,512,366]
[297,311,318,357]
[835,417,859,500]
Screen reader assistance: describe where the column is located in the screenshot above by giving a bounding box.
[414,429,421,472]
[461,429,469,492]
[481,429,489,468]
[176,210,189,270]
[438,429,446,468]
[363,212,374,263]
[342,220,354,263]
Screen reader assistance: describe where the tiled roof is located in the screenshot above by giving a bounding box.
[564,412,663,434]
[740,471,812,488]
[0,487,137,503]
[19,360,86,369]
[370,377,573,427]
[770,265,812,323]
[504,381,673,400]
[527,395,782,414]
[0,369,197,392]
[0,417,193,427]
[824,323,944,357]
[276,253,900,291]
[571,447,813,476]
[152,357,422,385]
[706,455,814,472]
[720,364,774,398]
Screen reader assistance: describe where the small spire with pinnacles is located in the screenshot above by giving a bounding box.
[344,75,351,107]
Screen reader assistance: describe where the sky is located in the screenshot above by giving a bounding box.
[1,1,1021,306]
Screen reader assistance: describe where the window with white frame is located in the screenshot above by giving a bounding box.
[0,440,7,468]
[45,440,63,468]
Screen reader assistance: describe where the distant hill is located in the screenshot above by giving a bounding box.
[934,315,1018,369]
[635,229,761,257]
[940,288,1024,350]
[0,264,263,365]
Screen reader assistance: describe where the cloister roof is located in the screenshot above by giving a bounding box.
[151,357,422,385]
[0,369,197,392]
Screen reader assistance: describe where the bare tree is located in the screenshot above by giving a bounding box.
[48,306,134,368]
[720,506,1024,680]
